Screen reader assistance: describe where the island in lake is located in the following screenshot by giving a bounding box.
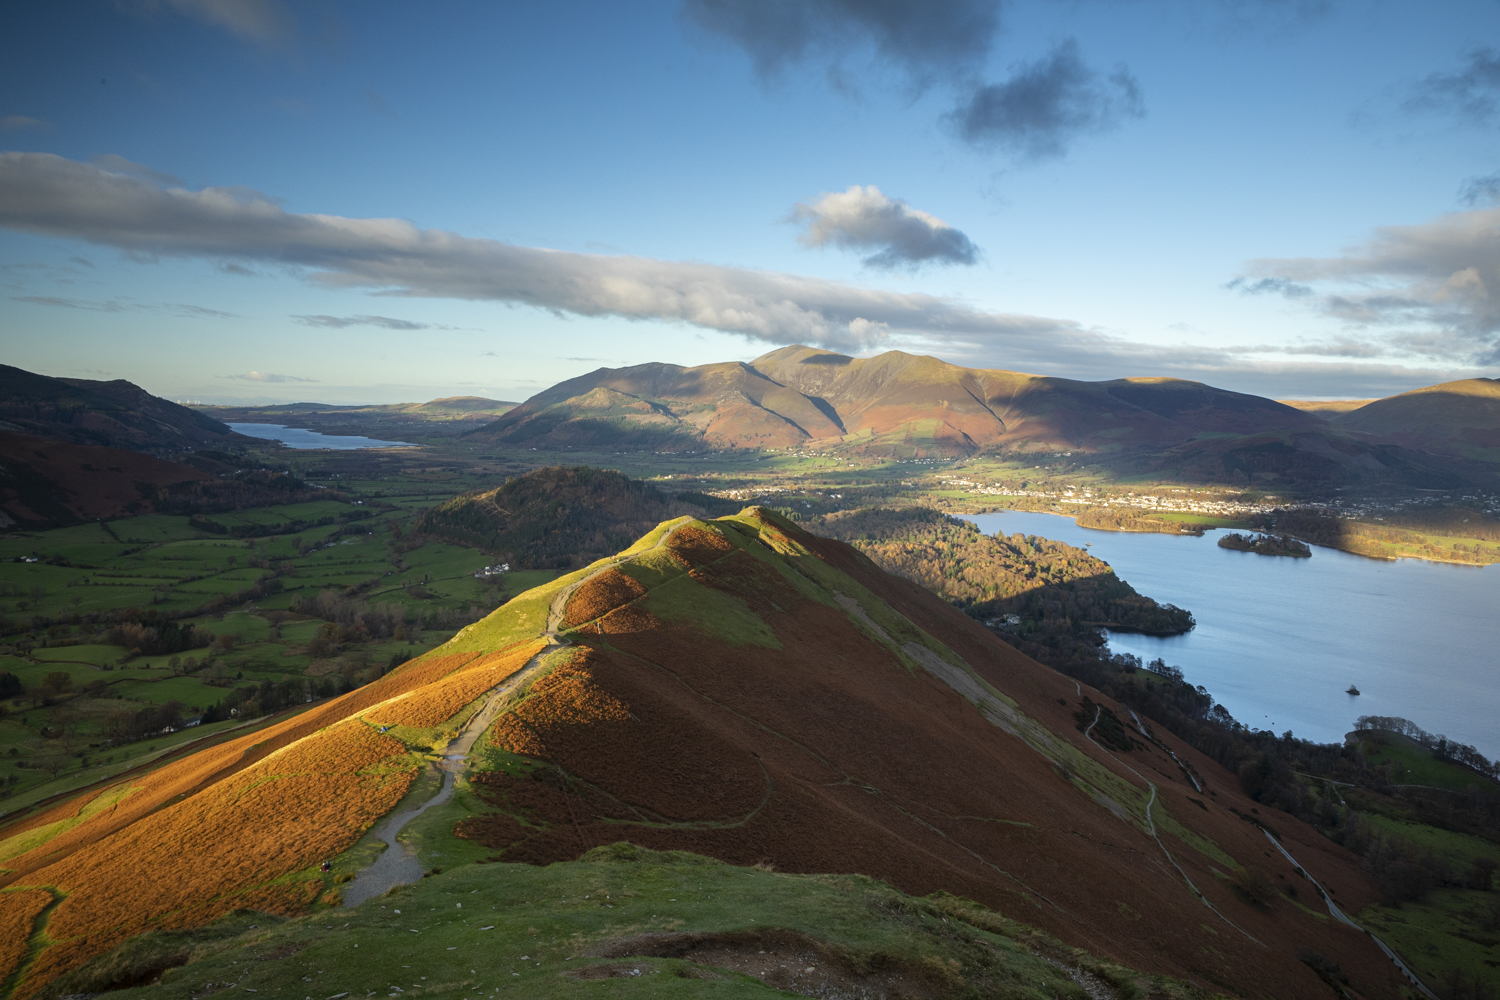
[1217,531,1312,557]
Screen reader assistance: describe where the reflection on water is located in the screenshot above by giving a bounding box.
[228,422,416,450]
[964,510,1500,756]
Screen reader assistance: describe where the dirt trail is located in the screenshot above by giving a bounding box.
[1083,706,1262,944]
[1261,830,1438,998]
[342,518,695,906]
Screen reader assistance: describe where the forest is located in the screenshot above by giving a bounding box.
[810,507,1195,673]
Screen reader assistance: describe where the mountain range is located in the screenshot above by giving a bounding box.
[473,346,1497,486]
[0,508,1413,998]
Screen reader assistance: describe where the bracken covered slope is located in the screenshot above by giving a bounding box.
[1333,377,1500,462]
[441,509,1410,998]
[0,509,1415,999]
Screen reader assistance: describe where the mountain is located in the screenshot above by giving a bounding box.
[201,396,519,440]
[470,346,1477,486]
[0,365,245,455]
[0,508,1412,999]
[415,465,740,568]
[1330,377,1500,463]
[476,346,1322,457]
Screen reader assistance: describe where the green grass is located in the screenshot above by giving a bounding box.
[43,846,1217,1000]
[1358,889,1500,993]
[1357,811,1500,873]
[1358,734,1500,793]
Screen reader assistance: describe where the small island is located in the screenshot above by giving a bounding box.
[1217,532,1312,557]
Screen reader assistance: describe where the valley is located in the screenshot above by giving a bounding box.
[1,359,1497,1000]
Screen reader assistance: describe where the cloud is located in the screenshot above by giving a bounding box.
[294,314,434,330]
[1225,276,1314,298]
[12,295,125,312]
[680,0,1001,89]
[0,152,1083,357]
[1459,171,1500,205]
[3,152,1492,397]
[91,154,184,187]
[220,371,318,383]
[10,293,233,317]
[1405,48,1500,124]
[949,40,1144,160]
[1239,202,1500,365]
[134,0,296,47]
[791,185,979,270]
[1,115,51,131]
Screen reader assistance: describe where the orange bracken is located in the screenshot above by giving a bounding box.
[365,641,543,728]
[0,888,52,984]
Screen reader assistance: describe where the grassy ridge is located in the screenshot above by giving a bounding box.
[50,846,1221,1000]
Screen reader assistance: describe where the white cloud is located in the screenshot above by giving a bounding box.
[91,154,185,187]
[791,185,979,269]
[0,152,1077,357]
[1241,203,1500,366]
[294,314,434,330]
[2,152,1494,397]
[220,371,318,383]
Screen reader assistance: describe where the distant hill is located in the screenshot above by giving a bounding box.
[471,345,1481,486]
[0,364,244,454]
[1278,398,1377,416]
[0,508,1414,999]
[202,396,518,440]
[1331,378,1500,462]
[415,465,739,568]
[0,433,326,530]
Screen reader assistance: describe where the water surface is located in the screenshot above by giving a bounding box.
[964,511,1499,756]
[228,422,415,449]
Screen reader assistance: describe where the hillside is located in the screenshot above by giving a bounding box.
[0,433,218,530]
[0,432,336,530]
[469,346,1479,486]
[809,507,1194,670]
[0,365,244,455]
[414,466,739,568]
[202,396,518,441]
[1332,377,1500,462]
[0,508,1418,999]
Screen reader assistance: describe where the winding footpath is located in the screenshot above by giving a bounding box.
[342,519,694,905]
[1095,709,1439,997]
[1083,706,1261,944]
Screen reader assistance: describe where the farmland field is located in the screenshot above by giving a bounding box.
[0,488,556,817]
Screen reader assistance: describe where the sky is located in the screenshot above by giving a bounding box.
[2,0,1499,405]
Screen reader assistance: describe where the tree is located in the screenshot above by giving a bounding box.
[42,671,73,696]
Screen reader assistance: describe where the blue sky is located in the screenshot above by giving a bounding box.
[3,0,1499,404]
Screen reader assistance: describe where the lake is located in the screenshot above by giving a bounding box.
[228,423,416,450]
[963,510,1500,757]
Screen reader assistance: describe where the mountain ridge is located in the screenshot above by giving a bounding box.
[0,507,1412,999]
[469,346,1478,486]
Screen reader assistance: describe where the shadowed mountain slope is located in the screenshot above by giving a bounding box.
[0,510,1413,999]
[0,365,243,455]
[1332,377,1500,462]
[0,432,216,529]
